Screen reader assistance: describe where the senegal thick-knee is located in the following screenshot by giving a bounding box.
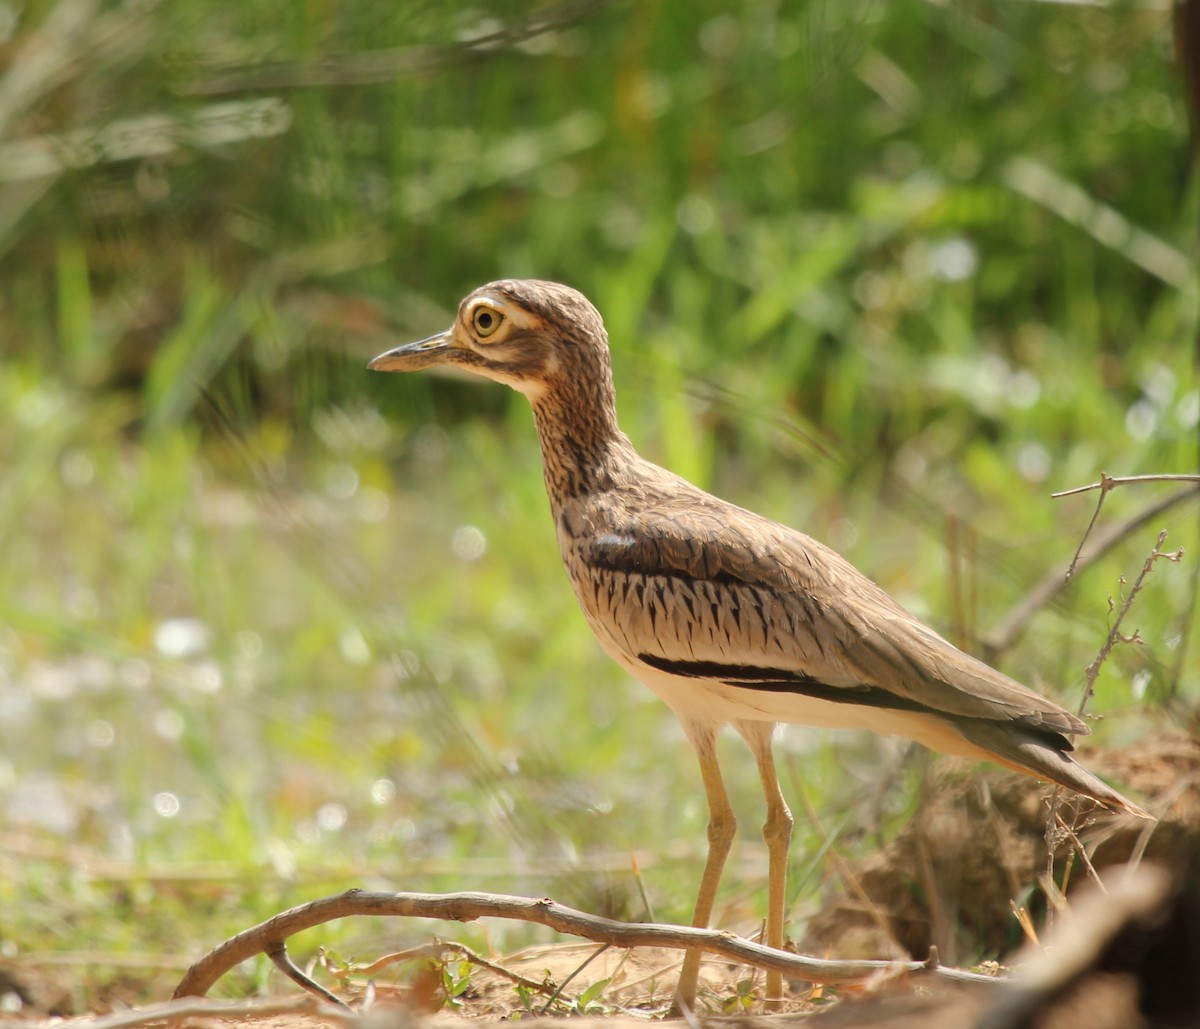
[370,279,1150,1011]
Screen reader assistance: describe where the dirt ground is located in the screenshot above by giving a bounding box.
[803,727,1200,966]
[4,728,1198,1028]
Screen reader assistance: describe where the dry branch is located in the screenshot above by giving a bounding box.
[1052,473,1195,582]
[1042,528,1175,920]
[1051,472,1200,499]
[1076,528,1181,718]
[173,889,1003,1002]
[982,483,1198,660]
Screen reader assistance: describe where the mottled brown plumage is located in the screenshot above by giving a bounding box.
[370,279,1151,1010]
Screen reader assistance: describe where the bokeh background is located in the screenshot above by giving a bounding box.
[1,0,1197,1009]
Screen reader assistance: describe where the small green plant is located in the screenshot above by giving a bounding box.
[439,959,472,1010]
[317,946,351,976]
[514,980,535,1014]
[722,977,757,1013]
[570,977,611,1016]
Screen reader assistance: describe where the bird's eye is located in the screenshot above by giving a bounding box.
[472,306,504,339]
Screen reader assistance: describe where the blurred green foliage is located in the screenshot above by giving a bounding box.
[0,0,1196,1008]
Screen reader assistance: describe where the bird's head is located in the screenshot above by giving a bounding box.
[368,279,610,402]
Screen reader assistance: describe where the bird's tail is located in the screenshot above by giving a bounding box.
[955,721,1154,820]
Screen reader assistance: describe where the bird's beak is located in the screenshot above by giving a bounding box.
[368,330,453,372]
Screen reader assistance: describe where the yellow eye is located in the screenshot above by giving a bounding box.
[472,305,504,339]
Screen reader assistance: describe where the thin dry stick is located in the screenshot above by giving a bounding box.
[1053,473,1198,581]
[268,942,346,1008]
[538,942,610,1014]
[982,484,1198,660]
[1009,901,1038,947]
[173,889,1002,1002]
[326,939,555,996]
[1043,800,1078,925]
[609,954,686,996]
[630,851,657,923]
[1061,472,1117,583]
[491,935,673,1005]
[1078,529,1181,716]
[1052,472,1200,499]
[1053,813,1105,893]
[1043,530,1178,921]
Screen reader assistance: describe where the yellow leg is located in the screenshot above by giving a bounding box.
[736,720,793,1010]
[672,723,736,1014]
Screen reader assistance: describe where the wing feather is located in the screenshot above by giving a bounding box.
[570,480,1087,739]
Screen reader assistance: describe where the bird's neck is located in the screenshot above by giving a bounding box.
[530,377,634,503]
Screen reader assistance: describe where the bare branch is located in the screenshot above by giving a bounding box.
[1052,472,1200,499]
[267,942,349,1008]
[1062,472,1116,582]
[538,942,610,1014]
[1050,473,1197,582]
[1053,813,1106,893]
[1043,529,1178,923]
[173,889,1003,1002]
[982,484,1198,660]
[1078,529,1180,717]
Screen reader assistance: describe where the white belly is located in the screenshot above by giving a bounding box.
[601,640,985,762]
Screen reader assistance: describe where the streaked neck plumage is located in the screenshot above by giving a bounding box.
[527,335,635,504]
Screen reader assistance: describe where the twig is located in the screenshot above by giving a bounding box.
[631,851,656,923]
[981,484,1199,660]
[1009,901,1038,947]
[268,942,348,1008]
[1059,472,1117,582]
[1043,530,1178,923]
[538,942,610,1013]
[1077,529,1181,717]
[327,939,554,995]
[1053,474,1195,582]
[1051,472,1200,499]
[608,954,684,996]
[1053,814,1105,893]
[173,889,1003,1001]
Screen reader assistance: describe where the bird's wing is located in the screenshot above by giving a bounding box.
[573,487,1086,739]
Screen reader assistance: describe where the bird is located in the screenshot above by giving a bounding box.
[369,279,1152,1012]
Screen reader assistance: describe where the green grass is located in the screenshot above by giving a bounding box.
[0,0,1196,1011]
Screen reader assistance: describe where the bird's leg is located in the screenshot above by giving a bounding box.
[735,719,793,1009]
[672,721,735,1015]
